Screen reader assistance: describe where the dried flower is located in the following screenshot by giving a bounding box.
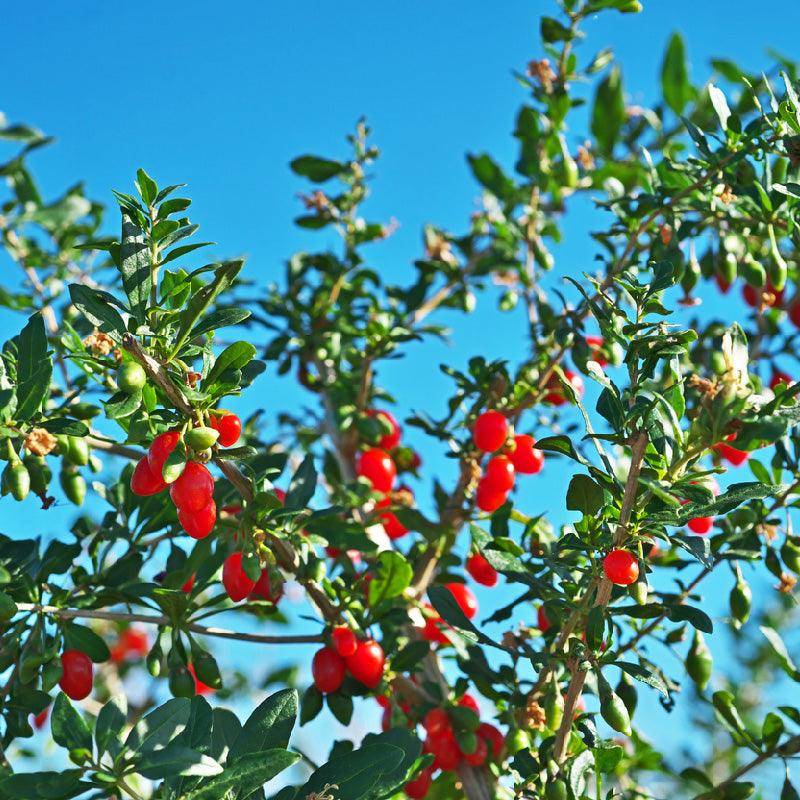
[25,428,57,456]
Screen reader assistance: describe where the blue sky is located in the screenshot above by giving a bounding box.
[3,0,800,786]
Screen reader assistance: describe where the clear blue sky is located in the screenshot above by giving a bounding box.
[3,0,800,784]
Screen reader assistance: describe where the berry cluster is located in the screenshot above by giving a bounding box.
[312,629,386,692]
[472,411,545,513]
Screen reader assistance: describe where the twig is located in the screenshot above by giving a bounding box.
[16,603,323,645]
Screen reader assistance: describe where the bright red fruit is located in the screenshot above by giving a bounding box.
[182,574,195,593]
[743,281,783,308]
[687,514,714,535]
[59,650,93,700]
[169,461,214,512]
[473,410,509,452]
[345,638,385,688]
[312,646,346,693]
[357,448,397,492]
[458,693,480,714]
[603,549,639,585]
[147,431,182,476]
[211,413,242,447]
[713,434,748,466]
[130,457,167,496]
[33,707,49,730]
[250,569,283,603]
[506,434,544,474]
[331,626,358,658]
[466,553,498,587]
[477,722,505,760]
[537,606,550,632]
[715,273,731,294]
[222,552,256,602]
[464,735,488,766]
[427,731,461,771]
[404,766,433,799]
[368,409,402,450]
[585,335,609,367]
[377,496,410,539]
[111,627,149,662]
[790,300,800,327]
[483,454,515,492]
[424,707,451,737]
[421,605,449,644]
[770,371,793,390]
[445,583,478,619]
[543,370,584,405]
[475,479,508,513]
[179,499,217,539]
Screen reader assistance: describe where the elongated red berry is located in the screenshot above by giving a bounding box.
[537,606,550,632]
[424,707,451,738]
[427,730,460,771]
[211,413,242,448]
[130,457,167,496]
[367,409,402,450]
[331,626,358,658]
[483,454,515,492]
[345,638,385,688]
[59,650,93,700]
[404,766,433,799]
[147,431,182,476]
[421,604,449,644]
[477,722,505,759]
[543,370,584,405]
[743,281,783,308]
[585,335,609,367]
[182,574,195,593]
[473,411,508,452]
[603,549,639,585]
[506,434,544,474]
[169,461,214,512]
[713,434,748,466]
[250,569,283,603]
[178,499,216,539]
[222,552,256,602]
[444,583,478,619]
[466,553,498,587]
[357,448,396,492]
[312,646,346,693]
[475,478,508,513]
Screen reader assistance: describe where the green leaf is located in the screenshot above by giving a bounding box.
[327,692,354,725]
[119,207,152,326]
[136,168,158,205]
[205,341,257,385]
[137,744,223,780]
[284,454,317,510]
[712,691,757,748]
[466,153,515,201]
[68,284,127,336]
[95,694,127,756]
[290,155,345,182]
[62,622,111,662]
[594,743,624,773]
[181,750,299,800]
[760,626,800,681]
[0,770,87,799]
[661,32,692,114]
[673,534,713,569]
[540,16,572,42]
[569,750,594,798]
[15,313,52,421]
[668,604,713,633]
[534,435,586,464]
[191,308,251,338]
[51,692,92,753]
[39,419,89,437]
[300,685,323,725]
[566,474,605,515]
[614,661,668,696]
[591,66,625,155]
[126,697,191,754]
[368,551,413,605]
[229,688,298,763]
[210,708,241,763]
[428,584,508,652]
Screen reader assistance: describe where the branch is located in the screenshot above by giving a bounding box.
[16,603,323,645]
[87,434,144,461]
[715,734,800,790]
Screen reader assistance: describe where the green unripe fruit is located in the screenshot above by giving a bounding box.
[629,575,648,605]
[70,402,101,420]
[185,426,219,451]
[4,461,30,501]
[506,729,530,754]
[599,688,632,735]
[686,630,713,690]
[781,536,800,574]
[60,468,86,506]
[169,666,196,698]
[67,436,90,466]
[741,254,766,287]
[729,577,752,625]
[615,672,638,717]
[558,135,579,189]
[191,652,222,690]
[719,251,738,285]
[117,363,147,394]
[24,456,51,495]
[680,254,701,294]
[544,677,564,731]
[545,779,568,800]
[146,641,163,677]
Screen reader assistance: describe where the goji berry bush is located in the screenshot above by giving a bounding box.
[1,1,800,798]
